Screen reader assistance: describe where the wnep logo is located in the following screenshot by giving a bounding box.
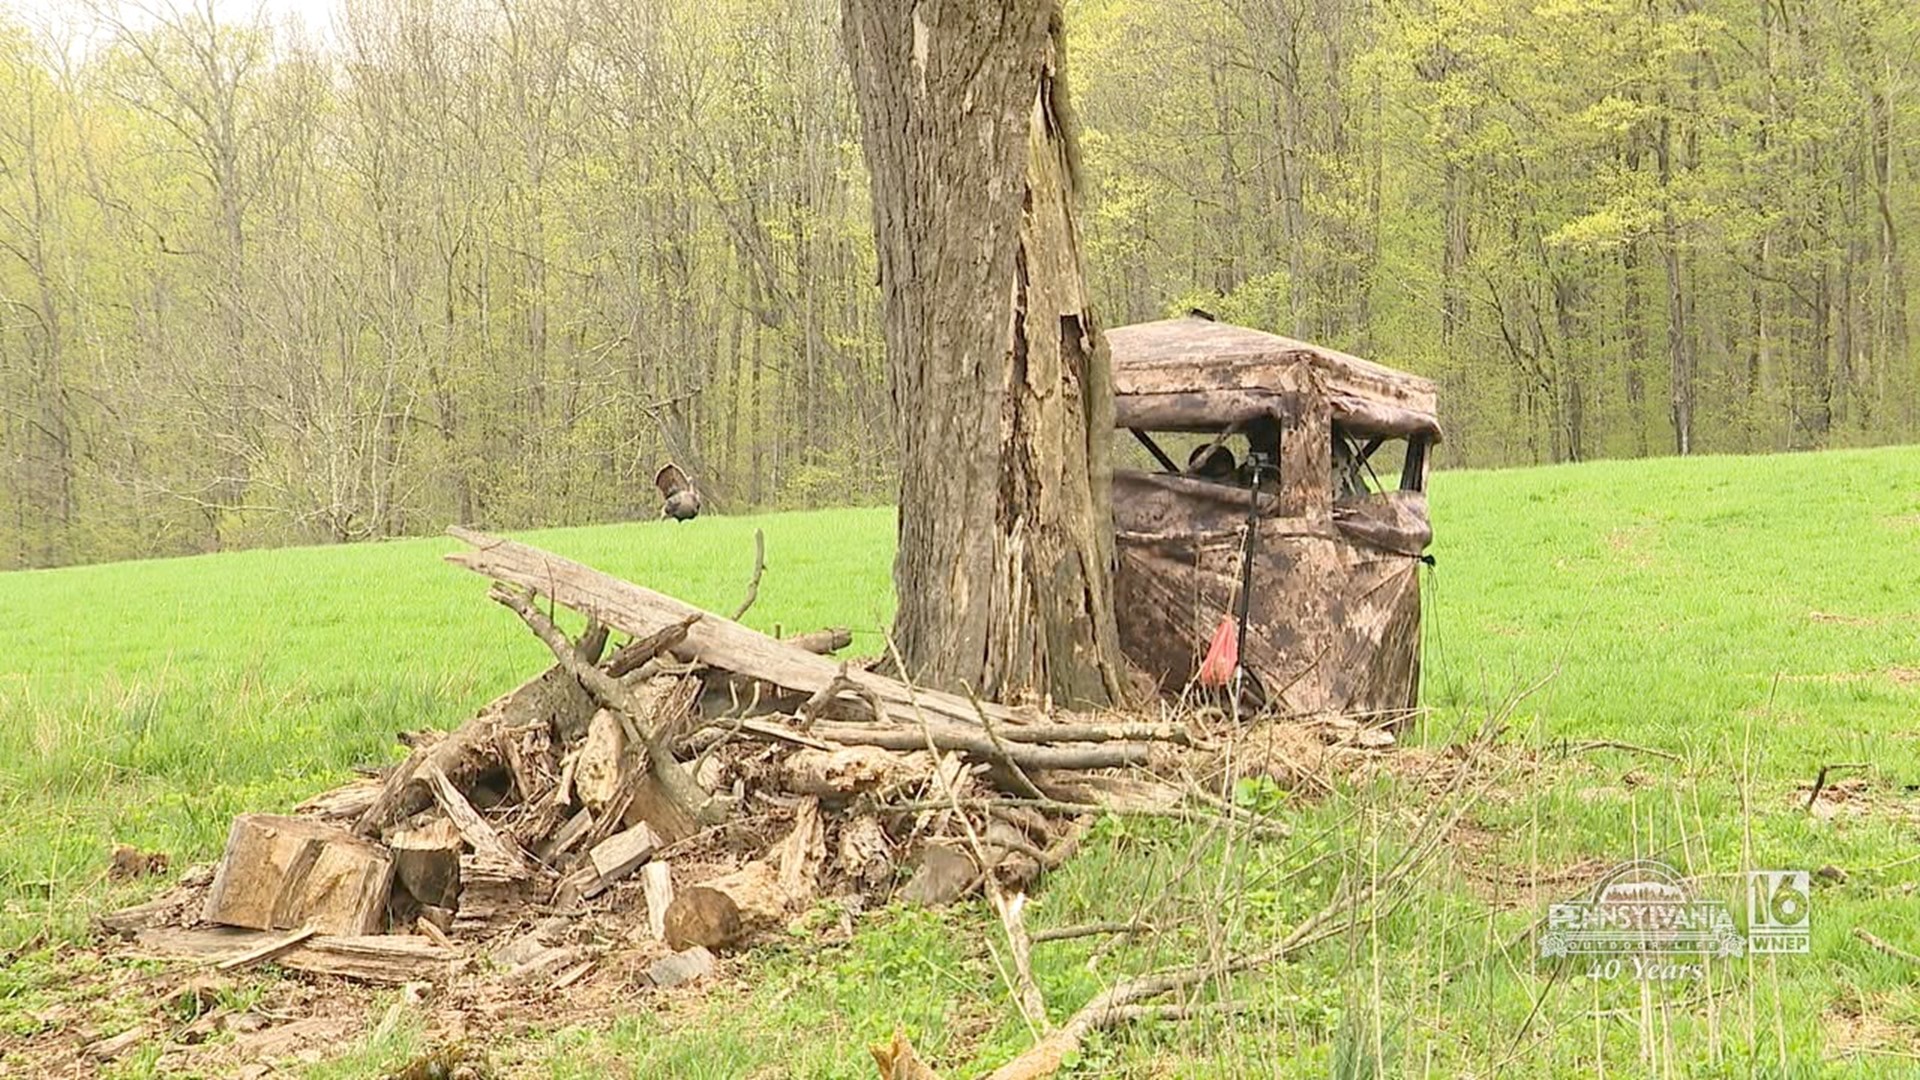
[1746,870,1812,954]
[1539,860,1810,979]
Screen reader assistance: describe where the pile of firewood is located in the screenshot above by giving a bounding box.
[97,528,1222,992]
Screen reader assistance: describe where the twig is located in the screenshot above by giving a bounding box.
[1855,928,1920,966]
[730,529,766,621]
[1031,920,1154,944]
[1564,739,1683,764]
[967,683,1047,801]
[1806,762,1870,811]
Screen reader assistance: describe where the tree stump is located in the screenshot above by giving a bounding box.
[389,819,462,910]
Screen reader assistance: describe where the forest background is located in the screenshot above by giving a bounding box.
[2,0,1914,568]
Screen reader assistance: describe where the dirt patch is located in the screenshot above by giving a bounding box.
[1808,610,1920,628]
[1824,999,1920,1064]
[1792,773,1920,826]
[1460,850,1613,911]
[1604,524,1656,569]
[1781,667,1920,687]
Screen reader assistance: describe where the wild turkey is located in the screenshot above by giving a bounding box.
[654,462,702,521]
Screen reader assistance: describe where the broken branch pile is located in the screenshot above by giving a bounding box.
[100,529,1228,994]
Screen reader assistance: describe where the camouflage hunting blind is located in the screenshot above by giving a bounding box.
[1108,315,1440,717]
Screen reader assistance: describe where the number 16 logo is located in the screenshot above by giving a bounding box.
[1747,870,1811,954]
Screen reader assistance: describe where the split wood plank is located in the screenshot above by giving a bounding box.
[132,927,462,985]
[641,862,674,940]
[586,822,661,893]
[422,763,529,873]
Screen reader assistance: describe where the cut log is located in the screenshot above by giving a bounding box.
[455,854,543,930]
[203,815,393,936]
[663,861,789,952]
[641,862,674,940]
[389,819,462,910]
[561,822,662,901]
[589,822,661,884]
[132,927,462,985]
[780,747,931,800]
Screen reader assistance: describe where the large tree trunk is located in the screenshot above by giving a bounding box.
[842,2,1123,707]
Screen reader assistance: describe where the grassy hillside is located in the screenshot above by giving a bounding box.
[4,447,1920,1075]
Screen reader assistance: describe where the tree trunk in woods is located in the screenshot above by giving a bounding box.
[841,1,1124,707]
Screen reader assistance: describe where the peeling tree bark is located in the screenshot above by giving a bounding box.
[842,0,1124,707]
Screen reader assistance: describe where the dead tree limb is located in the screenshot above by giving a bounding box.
[489,584,721,831]
[446,528,1029,733]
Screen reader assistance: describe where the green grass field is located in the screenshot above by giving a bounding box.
[4,447,1920,1076]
